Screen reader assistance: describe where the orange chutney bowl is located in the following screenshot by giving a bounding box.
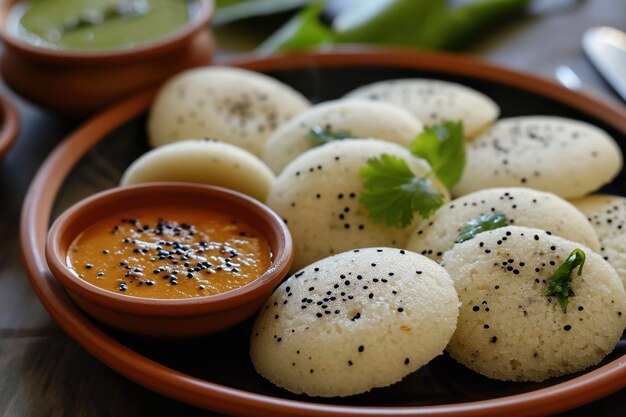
[45,182,294,339]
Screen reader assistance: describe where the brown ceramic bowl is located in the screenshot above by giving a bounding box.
[0,92,19,157]
[45,182,293,339]
[0,0,214,116]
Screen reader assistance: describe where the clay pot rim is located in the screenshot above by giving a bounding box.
[0,92,20,157]
[45,182,294,317]
[0,0,213,63]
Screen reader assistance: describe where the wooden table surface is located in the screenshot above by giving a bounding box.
[2,1,626,416]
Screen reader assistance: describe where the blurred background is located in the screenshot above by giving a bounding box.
[211,0,624,105]
[215,0,578,53]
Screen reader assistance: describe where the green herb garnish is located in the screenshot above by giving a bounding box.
[308,125,353,146]
[546,249,586,313]
[410,120,465,189]
[62,0,150,34]
[359,154,444,228]
[455,212,508,244]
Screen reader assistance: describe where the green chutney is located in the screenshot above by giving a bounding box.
[11,0,190,51]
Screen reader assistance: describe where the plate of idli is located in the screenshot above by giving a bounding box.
[21,50,626,417]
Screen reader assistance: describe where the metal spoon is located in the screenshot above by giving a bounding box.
[582,26,626,102]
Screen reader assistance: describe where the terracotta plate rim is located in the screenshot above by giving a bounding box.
[0,92,20,158]
[20,48,626,417]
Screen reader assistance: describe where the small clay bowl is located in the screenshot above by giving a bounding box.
[0,0,214,116]
[0,93,20,157]
[45,182,293,339]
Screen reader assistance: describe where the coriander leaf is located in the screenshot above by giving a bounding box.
[410,120,465,189]
[359,154,444,228]
[308,125,353,146]
[546,248,586,313]
[454,212,508,243]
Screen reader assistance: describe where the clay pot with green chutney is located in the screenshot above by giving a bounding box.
[0,0,214,116]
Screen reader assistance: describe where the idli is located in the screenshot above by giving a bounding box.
[443,226,626,382]
[266,139,449,270]
[250,247,459,397]
[344,79,499,138]
[454,116,623,198]
[120,139,275,201]
[148,67,310,156]
[571,194,626,287]
[407,187,600,262]
[262,100,423,174]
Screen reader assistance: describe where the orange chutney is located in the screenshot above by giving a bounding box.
[67,207,272,299]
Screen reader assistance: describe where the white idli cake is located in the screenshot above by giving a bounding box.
[250,248,459,397]
[120,140,275,201]
[407,187,600,262]
[148,67,310,156]
[572,194,626,287]
[266,139,449,270]
[343,79,499,138]
[454,116,623,199]
[262,100,424,174]
[443,226,626,382]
